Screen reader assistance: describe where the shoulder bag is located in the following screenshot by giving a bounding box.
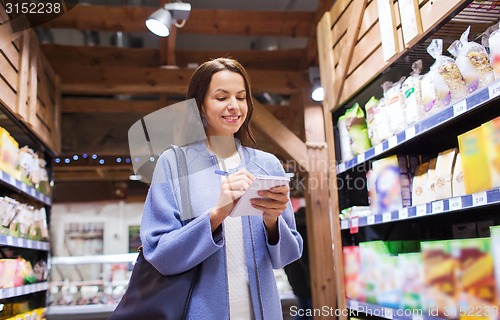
[108,145,201,320]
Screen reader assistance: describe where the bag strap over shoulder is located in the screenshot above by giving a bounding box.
[168,145,195,223]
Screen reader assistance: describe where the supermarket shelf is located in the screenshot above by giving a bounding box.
[0,170,52,205]
[347,299,447,320]
[341,187,500,230]
[0,234,50,251]
[51,253,139,265]
[47,304,117,320]
[0,282,48,299]
[337,80,500,174]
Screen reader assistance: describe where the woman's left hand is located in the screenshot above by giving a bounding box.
[251,185,290,229]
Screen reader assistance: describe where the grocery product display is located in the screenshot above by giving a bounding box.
[324,9,500,320]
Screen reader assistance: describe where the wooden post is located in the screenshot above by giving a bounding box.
[303,92,338,317]
[16,30,30,121]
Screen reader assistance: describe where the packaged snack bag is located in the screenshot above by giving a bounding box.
[423,39,467,115]
[338,115,354,162]
[402,60,425,125]
[482,22,500,80]
[382,79,406,134]
[344,103,372,155]
[365,96,388,146]
[449,26,494,93]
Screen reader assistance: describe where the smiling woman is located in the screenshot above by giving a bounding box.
[131,57,304,319]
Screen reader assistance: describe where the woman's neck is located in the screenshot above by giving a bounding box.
[207,136,238,158]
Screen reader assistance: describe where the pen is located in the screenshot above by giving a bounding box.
[214,170,229,176]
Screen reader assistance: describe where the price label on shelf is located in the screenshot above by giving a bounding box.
[449,197,462,211]
[20,183,27,192]
[350,217,359,234]
[489,80,500,99]
[375,143,384,155]
[6,236,13,246]
[358,152,365,164]
[382,212,391,222]
[399,208,408,220]
[338,163,346,173]
[351,300,359,311]
[432,200,444,213]
[384,308,394,320]
[388,136,398,149]
[30,188,35,196]
[341,220,348,229]
[9,175,15,185]
[413,314,424,320]
[405,126,416,140]
[416,204,427,216]
[472,191,487,207]
[367,215,375,225]
[453,99,467,117]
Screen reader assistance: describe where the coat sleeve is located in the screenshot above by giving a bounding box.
[140,151,224,275]
[260,154,303,269]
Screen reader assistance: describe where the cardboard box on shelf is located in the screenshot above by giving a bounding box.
[450,238,498,320]
[398,252,425,310]
[435,148,458,200]
[482,116,500,188]
[0,128,20,180]
[452,153,466,197]
[425,158,438,203]
[412,161,430,206]
[490,226,500,313]
[343,246,363,301]
[371,156,405,213]
[421,240,458,318]
[458,126,491,194]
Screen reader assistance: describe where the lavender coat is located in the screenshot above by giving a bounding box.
[140,141,303,319]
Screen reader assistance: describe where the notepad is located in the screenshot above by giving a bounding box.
[230,175,291,218]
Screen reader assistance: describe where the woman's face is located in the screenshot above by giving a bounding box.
[202,70,248,137]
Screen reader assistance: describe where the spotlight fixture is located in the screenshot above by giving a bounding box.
[146,2,191,37]
[308,66,324,102]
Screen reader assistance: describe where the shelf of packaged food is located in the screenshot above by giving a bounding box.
[47,304,117,320]
[0,170,51,205]
[336,80,500,175]
[0,282,48,299]
[0,234,50,251]
[347,299,447,320]
[341,187,500,230]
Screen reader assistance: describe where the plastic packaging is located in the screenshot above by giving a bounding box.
[382,79,406,134]
[344,103,372,155]
[338,115,354,162]
[448,26,494,93]
[488,24,500,79]
[402,60,425,125]
[424,39,466,114]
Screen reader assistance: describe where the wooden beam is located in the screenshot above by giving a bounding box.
[54,65,309,95]
[43,5,315,37]
[54,166,132,182]
[303,96,338,317]
[176,49,305,70]
[41,44,305,71]
[62,98,162,113]
[251,100,308,172]
[41,44,160,68]
[301,0,335,69]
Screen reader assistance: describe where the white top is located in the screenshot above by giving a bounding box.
[219,152,254,319]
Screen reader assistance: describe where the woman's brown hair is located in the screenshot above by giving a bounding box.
[187,58,257,148]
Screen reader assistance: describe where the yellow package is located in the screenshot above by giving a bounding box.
[458,126,492,194]
[482,116,500,188]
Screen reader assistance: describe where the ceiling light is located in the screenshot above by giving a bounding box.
[146,2,191,37]
[308,66,324,102]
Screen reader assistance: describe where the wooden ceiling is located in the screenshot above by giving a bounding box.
[43,1,333,200]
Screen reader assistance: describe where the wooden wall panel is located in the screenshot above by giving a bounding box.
[0,51,18,91]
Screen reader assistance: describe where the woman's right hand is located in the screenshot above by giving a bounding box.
[209,169,254,231]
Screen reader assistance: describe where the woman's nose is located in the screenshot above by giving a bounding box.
[227,97,239,110]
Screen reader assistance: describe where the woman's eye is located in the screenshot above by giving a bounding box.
[237,97,246,101]
[216,97,226,101]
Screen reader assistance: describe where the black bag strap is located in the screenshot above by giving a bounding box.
[168,145,200,319]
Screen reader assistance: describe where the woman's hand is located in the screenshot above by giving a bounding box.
[250,185,290,244]
[209,169,254,231]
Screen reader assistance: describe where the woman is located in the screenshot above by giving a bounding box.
[140,58,303,319]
